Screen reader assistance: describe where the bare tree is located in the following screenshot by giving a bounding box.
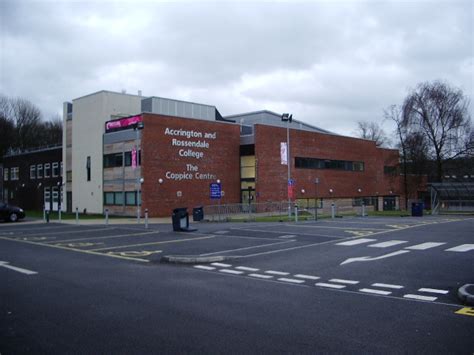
[354,120,389,147]
[402,80,473,182]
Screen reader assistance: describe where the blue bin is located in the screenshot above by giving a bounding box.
[411,202,424,217]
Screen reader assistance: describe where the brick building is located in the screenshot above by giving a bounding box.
[2,146,63,211]
[64,90,424,217]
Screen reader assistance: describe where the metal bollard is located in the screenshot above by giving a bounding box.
[46,210,50,223]
[105,209,109,226]
[43,205,46,222]
[294,204,298,222]
[58,207,62,222]
[362,203,366,217]
[331,203,335,219]
[145,209,149,229]
[75,207,79,225]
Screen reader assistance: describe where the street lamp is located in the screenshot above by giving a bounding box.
[134,121,144,223]
[281,113,293,218]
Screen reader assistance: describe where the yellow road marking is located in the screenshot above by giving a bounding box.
[107,250,162,257]
[43,231,158,244]
[455,307,474,317]
[345,230,374,237]
[54,242,104,248]
[90,235,217,251]
[19,227,112,238]
[0,236,149,263]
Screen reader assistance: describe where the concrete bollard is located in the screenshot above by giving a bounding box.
[331,203,335,219]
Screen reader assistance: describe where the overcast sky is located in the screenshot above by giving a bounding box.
[1,0,472,136]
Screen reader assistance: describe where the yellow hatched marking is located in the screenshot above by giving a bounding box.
[106,250,162,258]
[455,307,474,317]
[90,235,216,251]
[55,242,104,248]
[43,231,158,244]
[345,230,374,237]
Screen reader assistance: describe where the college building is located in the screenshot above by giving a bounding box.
[59,90,423,217]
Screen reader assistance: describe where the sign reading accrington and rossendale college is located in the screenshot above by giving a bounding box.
[164,127,219,181]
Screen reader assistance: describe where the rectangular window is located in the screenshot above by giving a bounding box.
[44,163,51,178]
[125,191,136,205]
[52,162,59,177]
[66,170,72,182]
[3,168,8,181]
[30,165,36,179]
[114,192,124,205]
[295,157,365,172]
[10,167,19,180]
[124,152,132,166]
[104,192,115,205]
[104,153,123,168]
[37,164,43,178]
[86,156,91,181]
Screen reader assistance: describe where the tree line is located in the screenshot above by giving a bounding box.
[0,94,62,162]
[354,80,473,184]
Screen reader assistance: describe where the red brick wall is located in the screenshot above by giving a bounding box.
[254,124,402,202]
[141,114,241,217]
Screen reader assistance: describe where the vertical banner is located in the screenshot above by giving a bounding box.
[280,142,288,165]
[131,147,137,169]
[288,179,295,199]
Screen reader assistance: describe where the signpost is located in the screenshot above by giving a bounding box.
[210,183,222,199]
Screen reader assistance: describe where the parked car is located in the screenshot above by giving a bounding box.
[0,202,26,222]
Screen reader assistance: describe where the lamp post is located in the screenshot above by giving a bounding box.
[281,113,293,218]
[134,121,144,223]
[217,179,221,221]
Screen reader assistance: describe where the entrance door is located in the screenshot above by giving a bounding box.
[44,187,51,211]
[383,196,396,211]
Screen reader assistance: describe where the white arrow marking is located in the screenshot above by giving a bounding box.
[340,250,411,265]
[0,261,38,275]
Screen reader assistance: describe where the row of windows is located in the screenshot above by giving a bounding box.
[104,151,141,168]
[30,162,62,179]
[295,157,365,172]
[104,191,142,206]
[3,167,19,181]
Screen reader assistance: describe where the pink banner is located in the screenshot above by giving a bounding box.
[105,115,142,131]
[131,147,137,169]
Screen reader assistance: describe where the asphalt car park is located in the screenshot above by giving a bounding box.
[1,216,473,306]
[1,215,473,353]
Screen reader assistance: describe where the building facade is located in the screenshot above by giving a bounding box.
[64,90,424,217]
[2,146,63,210]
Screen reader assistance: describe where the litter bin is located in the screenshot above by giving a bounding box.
[411,202,424,217]
[172,208,197,232]
[193,206,204,222]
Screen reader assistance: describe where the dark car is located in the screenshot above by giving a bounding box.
[0,202,26,222]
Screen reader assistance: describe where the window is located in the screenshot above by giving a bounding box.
[44,163,51,178]
[104,153,123,168]
[10,167,19,180]
[3,168,8,181]
[37,164,43,178]
[30,165,36,179]
[52,162,59,177]
[295,157,365,172]
[66,170,72,182]
[114,192,124,205]
[353,197,376,206]
[124,152,132,166]
[125,191,136,205]
[86,156,91,181]
[104,192,115,205]
[240,155,256,180]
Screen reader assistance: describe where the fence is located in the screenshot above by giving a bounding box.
[201,200,372,222]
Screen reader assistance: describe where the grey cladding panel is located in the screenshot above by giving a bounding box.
[145,96,216,121]
[104,129,137,144]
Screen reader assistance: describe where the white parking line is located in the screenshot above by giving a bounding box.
[211,263,232,268]
[316,283,346,289]
[193,265,215,271]
[199,240,295,256]
[0,261,37,275]
[336,238,377,246]
[235,266,259,272]
[403,294,437,302]
[265,270,290,276]
[219,269,244,275]
[445,244,474,252]
[371,283,404,289]
[359,288,392,296]
[249,274,274,279]
[278,235,297,239]
[329,278,359,285]
[405,242,446,250]
[368,240,408,248]
[278,278,305,284]
[418,288,449,294]
[294,274,320,280]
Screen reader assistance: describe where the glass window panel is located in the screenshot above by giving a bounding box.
[241,166,255,179]
[30,165,36,179]
[125,191,136,205]
[104,192,114,205]
[114,192,124,205]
